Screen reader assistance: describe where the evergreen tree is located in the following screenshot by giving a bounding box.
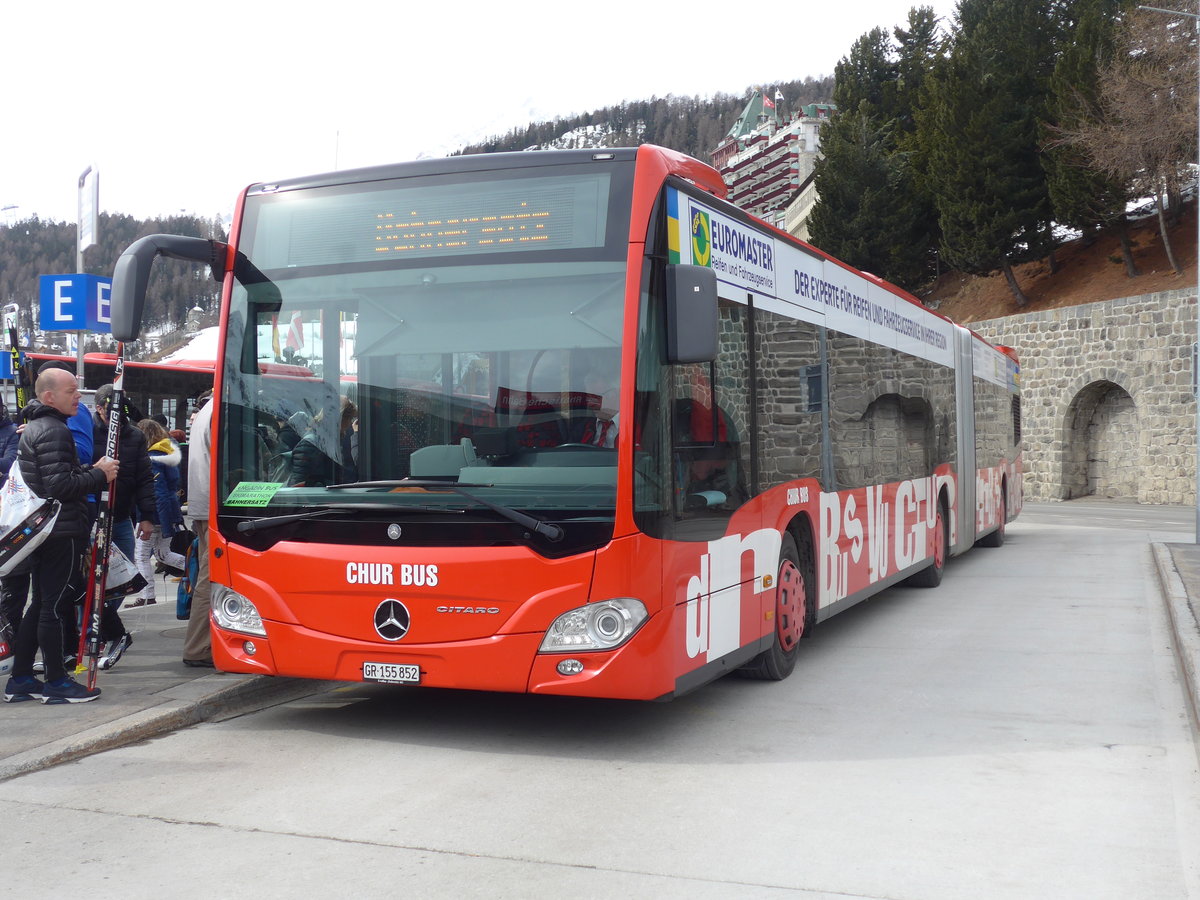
[892,6,943,140]
[809,111,931,287]
[833,27,896,116]
[890,6,946,283]
[811,7,944,289]
[919,0,1060,307]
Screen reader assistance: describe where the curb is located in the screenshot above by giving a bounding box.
[0,674,334,783]
[1152,543,1200,733]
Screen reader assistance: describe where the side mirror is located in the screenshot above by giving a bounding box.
[665,264,717,364]
[111,235,227,342]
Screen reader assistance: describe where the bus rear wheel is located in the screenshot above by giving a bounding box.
[739,532,812,681]
[978,489,1006,548]
[907,498,948,588]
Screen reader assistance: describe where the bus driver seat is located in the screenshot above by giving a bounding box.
[673,397,743,509]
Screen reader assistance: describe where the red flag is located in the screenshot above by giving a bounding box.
[271,314,281,360]
[763,93,775,110]
[286,311,304,350]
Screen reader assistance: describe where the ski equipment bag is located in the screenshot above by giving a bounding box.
[0,461,61,577]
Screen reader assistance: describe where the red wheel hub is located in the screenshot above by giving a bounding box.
[933,508,946,570]
[776,558,805,651]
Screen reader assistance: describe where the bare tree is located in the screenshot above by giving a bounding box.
[1057,5,1198,274]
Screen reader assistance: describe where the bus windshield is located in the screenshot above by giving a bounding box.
[217,159,635,536]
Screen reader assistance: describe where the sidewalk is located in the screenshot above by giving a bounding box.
[1153,542,1200,732]
[0,572,328,782]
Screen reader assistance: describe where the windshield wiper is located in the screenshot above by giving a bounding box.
[327,480,565,542]
[236,502,462,534]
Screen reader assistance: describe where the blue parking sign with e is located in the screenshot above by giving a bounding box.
[39,274,112,333]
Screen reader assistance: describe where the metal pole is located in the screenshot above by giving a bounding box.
[76,168,89,386]
[1141,3,1200,540]
[75,243,86,384]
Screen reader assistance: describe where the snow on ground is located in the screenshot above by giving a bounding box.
[159,327,220,363]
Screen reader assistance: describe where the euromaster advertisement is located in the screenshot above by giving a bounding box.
[667,188,955,369]
[684,199,776,297]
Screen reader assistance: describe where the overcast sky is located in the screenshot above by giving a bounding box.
[2,1,957,226]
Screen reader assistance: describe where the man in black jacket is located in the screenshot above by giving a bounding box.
[90,383,157,671]
[3,367,117,703]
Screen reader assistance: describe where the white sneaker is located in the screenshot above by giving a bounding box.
[33,654,79,675]
[98,634,132,670]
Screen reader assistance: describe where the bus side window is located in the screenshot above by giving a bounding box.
[675,398,740,498]
[671,363,744,515]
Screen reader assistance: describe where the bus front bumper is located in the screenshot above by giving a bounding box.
[210,608,674,701]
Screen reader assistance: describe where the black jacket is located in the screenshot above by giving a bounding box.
[18,402,107,538]
[288,432,337,487]
[92,411,157,524]
[0,404,17,488]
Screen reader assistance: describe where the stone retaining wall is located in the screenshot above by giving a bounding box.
[969,288,1196,505]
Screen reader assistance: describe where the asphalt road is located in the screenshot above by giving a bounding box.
[1,502,1198,899]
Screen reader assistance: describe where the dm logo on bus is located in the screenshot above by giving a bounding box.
[690,210,712,267]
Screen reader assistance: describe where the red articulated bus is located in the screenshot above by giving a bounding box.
[110,145,1020,700]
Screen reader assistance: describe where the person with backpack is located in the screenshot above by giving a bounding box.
[130,419,186,606]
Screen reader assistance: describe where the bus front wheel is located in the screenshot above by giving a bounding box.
[739,532,812,681]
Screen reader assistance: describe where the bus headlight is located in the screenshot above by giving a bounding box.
[211,584,266,637]
[539,598,647,653]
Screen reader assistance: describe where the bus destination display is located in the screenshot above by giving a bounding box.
[255,173,612,269]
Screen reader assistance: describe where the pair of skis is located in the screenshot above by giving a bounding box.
[77,344,127,688]
[7,324,33,412]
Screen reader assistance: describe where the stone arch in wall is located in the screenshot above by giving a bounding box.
[974,291,1195,506]
[1061,377,1139,500]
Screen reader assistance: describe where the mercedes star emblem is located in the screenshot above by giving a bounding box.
[373,599,411,641]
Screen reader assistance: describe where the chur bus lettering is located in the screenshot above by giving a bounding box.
[346,563,394,585]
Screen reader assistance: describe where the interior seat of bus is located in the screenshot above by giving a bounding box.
[673,397,745,509]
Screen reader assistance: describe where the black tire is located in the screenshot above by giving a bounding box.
[907,497,948,588]
[739,531,813,681]
[978,487,1006,548]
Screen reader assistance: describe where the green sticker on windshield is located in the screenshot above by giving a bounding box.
[226,482,284,507]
